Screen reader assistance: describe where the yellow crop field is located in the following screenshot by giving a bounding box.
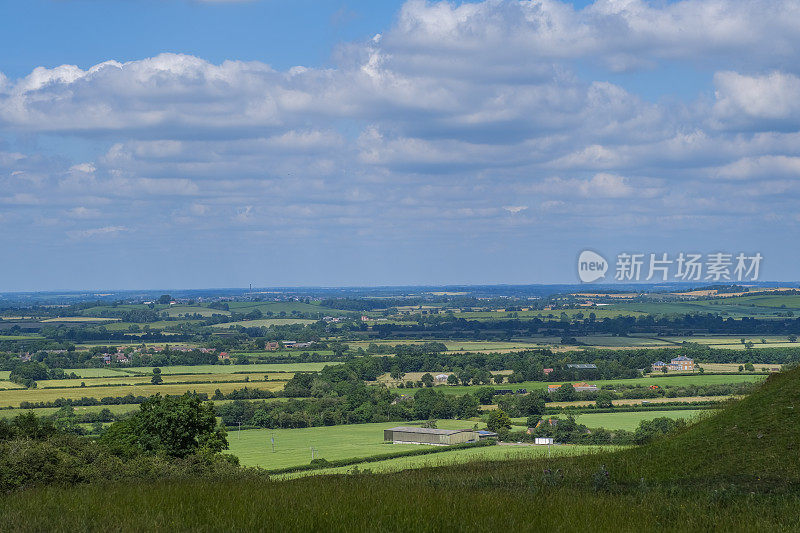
[0,381,287,408]
[35,373,292,389]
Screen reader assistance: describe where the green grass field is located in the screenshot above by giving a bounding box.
[575,335,674,347]
[228,421,487,470]
[165,305,230,317]
[282,444,612,479]
[212,318,316,328]
[604,293,800,318]
[568,409,710,431]
[226,301,342,316]
[0,380,25,390]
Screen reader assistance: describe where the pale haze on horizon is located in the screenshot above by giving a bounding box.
[1,0,799,291]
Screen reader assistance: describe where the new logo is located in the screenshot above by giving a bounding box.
[578,250,608,283]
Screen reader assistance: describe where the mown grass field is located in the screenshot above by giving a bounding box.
[281,444,611,479]
[68,368,133,378]
[228,420,488,470]
[0,380,286,408]
[0,380,24,390]
[569,409,709,431]
[698,362,783,372]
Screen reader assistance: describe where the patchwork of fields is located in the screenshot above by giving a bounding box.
[412,373,766,396]
[0,380,287,408]
[120,362,333,374]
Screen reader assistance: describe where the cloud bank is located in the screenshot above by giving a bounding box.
[1,0,799,287]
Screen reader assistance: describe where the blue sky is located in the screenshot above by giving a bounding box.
[1,1,404,78]
[1,0,799,290]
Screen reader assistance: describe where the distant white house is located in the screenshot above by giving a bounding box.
[652,356,694,372]
[435,373,450,383]
[670,356,694,371]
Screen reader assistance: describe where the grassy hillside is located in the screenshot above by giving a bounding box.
[2,367,800,530]
[616,366,800,484]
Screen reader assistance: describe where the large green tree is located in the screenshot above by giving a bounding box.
[595,391,615,408]
[552,383,576,402]
[485,409,511,434]
[101,393,227,458]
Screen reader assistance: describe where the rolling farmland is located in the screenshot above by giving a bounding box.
[0,380,287,408]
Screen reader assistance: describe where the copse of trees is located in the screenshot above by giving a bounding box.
[217,375,481,429]
[371,312,800,339]
[633,417,688,445]
[0,402,245,492]
[100,393,228,458]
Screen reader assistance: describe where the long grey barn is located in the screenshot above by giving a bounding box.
[384,427,479,445]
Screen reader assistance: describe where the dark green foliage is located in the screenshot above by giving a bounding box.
[474,387,495,405]
[632,417,687,445]
[100,393,227,458]
[595,391,614,408]
[485,409,511,434]
[9,361,48,387]
[0,412,57,441]
[552,383,576,402]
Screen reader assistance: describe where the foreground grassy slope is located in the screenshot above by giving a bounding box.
[615,365,800,484]
[2,367,800,531]
[3,474,799,531]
